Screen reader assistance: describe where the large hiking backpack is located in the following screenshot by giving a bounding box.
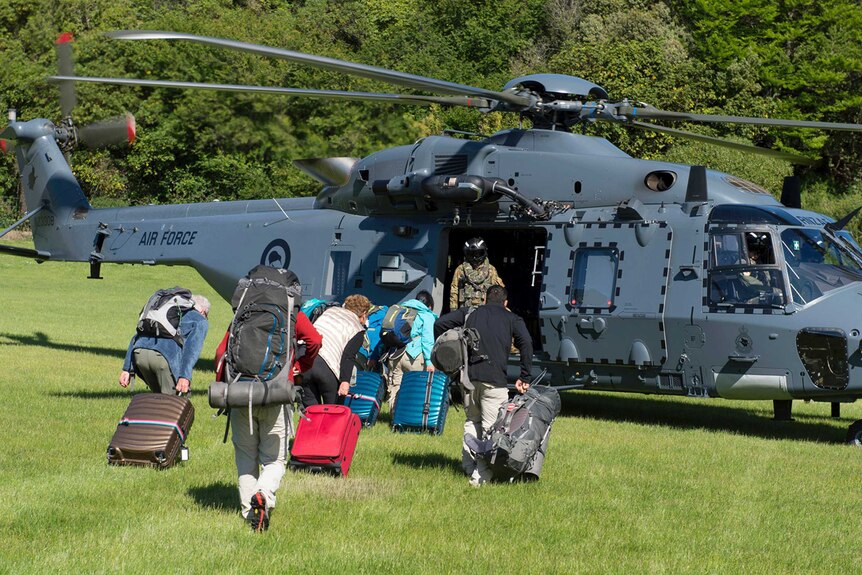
[481,386,561,481]
[300,298,339,324]
[379,304,418,349]
[225,265,300,382]
[137,287,196,344]
[430,307,479,389]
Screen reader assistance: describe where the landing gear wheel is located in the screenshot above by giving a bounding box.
[846,420,862,447]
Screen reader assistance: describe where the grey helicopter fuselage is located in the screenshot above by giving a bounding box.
[8,117,862,405]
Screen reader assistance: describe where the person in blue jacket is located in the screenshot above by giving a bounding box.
[119,294,210,395]
[385,290,438,410]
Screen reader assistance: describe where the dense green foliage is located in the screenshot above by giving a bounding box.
[0,0,860,227]
[3,242,862,573]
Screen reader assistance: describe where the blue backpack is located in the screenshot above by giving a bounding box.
[359,305,388,362]
[379,305,418,349]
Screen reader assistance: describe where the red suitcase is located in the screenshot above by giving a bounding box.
[107,393,195,468]
[289,404,360,476]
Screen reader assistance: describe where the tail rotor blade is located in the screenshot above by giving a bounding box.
[77,113,136,148]
[55,32,77,118]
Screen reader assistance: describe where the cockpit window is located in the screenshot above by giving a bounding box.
[781,228,862,304]
[709,229,785,307]
[712,231,775,268]
[710,269,786,306]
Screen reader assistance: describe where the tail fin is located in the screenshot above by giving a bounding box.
[1,119,92,260]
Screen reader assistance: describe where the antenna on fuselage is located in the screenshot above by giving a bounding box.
[684,165,708,203]
[781,176,802,209]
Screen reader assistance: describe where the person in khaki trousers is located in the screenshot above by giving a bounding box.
[434,285,533,486]
[231,307,321,533]
[384,290,438,410]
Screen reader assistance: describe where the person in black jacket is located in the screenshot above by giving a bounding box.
[434,285,532,486]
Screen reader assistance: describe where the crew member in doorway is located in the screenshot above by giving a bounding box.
[449,237,504,310]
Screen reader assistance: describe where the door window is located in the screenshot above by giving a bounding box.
[570,248,618,308]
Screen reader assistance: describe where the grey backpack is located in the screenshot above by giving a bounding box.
[484,385,561,480]
[137,287,196,344]
[430,308,479,390]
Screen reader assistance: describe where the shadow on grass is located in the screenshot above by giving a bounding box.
[0,330,126,360]
[559,391,851,444]
[0,330,216,372]
[188,481,236,512]
[391,451,462,475]
[50,389,209,400]
[375,410,392,425]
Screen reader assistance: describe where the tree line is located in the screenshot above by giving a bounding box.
[1,0,860,229]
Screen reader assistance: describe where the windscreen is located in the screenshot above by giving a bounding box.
[781,228,862,304]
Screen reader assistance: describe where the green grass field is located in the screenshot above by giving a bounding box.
[2,239,862,574]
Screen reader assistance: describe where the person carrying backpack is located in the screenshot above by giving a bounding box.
[434,285,532,486]
[119,290,210,395]
[383,290,438,410]
[299,294,371,407]
[225,266,322,533]
[357,304,388,371]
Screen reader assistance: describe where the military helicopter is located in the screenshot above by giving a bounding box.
[5,31,862,443]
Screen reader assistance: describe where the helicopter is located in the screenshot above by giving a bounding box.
[4,31,862,444]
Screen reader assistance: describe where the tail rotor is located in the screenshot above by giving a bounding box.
[52,32,136,150]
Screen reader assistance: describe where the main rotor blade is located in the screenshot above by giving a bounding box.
[107,30,531,108]
[48,75,493,109]
[631,121,819,165]
[624,104,862,132]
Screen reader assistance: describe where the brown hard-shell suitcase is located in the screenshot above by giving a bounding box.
[107,393,195,468]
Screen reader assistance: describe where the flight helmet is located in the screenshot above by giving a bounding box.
[464,237,487,266]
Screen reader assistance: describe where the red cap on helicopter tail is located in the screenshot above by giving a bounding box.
[126,114,137,145]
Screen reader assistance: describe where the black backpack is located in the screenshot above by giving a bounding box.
[225,265,300,382]
[136,287,196,345]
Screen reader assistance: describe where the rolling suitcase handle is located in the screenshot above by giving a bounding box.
[348,393,380,411]
[421,371,433,430]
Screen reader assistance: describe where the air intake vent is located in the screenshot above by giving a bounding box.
[434,154,468,174]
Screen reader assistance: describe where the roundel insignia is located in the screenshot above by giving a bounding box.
[506,403,515,412]
[260,239,291,269]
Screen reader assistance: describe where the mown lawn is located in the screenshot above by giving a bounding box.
[1,239,861,574]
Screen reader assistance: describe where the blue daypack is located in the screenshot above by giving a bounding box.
[379,305,418,349]
[359,305,388,364]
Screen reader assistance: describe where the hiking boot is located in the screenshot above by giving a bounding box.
[247,492,270,532]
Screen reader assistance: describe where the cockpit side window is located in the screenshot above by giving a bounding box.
[709,229,785,307]
[744,232,775,265]
[712,231,776,268]
[712,233,744,267]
